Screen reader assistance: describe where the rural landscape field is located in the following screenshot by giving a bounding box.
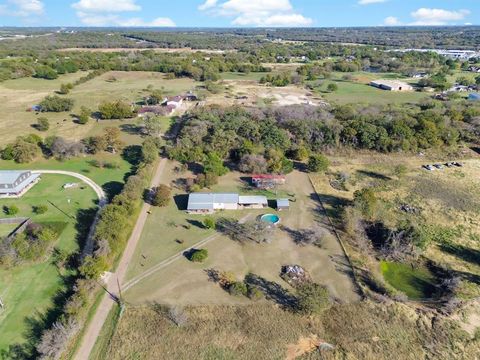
[1,1,480,359]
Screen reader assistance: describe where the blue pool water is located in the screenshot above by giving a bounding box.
[261,214,280,225]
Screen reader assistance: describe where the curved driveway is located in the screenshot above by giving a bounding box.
[32,170,107,255]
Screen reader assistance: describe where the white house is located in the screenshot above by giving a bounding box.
[370,80,413,92]
[0,171,41,198]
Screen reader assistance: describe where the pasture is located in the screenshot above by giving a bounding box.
[123,161,359,306]
[0,71,198,143]
[310,150,480,300]
[0,174,97,351]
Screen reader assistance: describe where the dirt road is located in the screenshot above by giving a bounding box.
[73,158,166,360]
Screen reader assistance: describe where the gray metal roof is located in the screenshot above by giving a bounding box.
[0,171,39,194]
[187,193,239,210]
[238,195,268,205]
[276,198,290,208]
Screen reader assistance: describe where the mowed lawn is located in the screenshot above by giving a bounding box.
[0,174,97,351]
[0,153,132,195]
[124,162,359,305]
[0,71,199,143]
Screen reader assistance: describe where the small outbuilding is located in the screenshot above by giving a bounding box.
[0,171,41,198]
[251,174,286,189]
[276,198,290,211]
[370,80,413,92]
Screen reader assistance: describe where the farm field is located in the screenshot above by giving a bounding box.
[123,161,359,306]
[97,300,479,360]
[310,150,480,300]
[0,174,97,351]
[0,71,198,143]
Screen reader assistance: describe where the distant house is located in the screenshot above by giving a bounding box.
[469,93,480,101]
[448,85,469,93]
[370,80,413,92]
[468,66,480,73]
[0,171,41,198]
[251,175,286,189]
[276,199,290,211]
[165,95,183,108]
[412,72,428,79]
[187,193,268,213]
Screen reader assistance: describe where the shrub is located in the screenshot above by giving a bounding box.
[296,282,330,315]
[196,172,218,188]
[59,83,73,95]
[33,204,48,214]
[307,154,330,173]
[36,117,50,131]
[39,95,74,112]
[327,83,339,92]
[204,217,216,229]
[248,285,264,301]
[3,205,19,216]
[228,281,248,296]
[99,100,134,119]
[79,255,109,280]
[152,184,171,207]
[11,138,40,163]
[353,187,378,219]
[190,248,208,263]
[77,106,91,125]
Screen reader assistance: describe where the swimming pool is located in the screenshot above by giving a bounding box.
[260,214,280,225]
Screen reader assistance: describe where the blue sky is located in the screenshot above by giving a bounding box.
[0,0,478,27]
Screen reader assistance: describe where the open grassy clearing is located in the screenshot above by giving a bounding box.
[0,71,198,143]
[97,301,478,360]
[0,223,17,237]
[124,161,359,306]
[310,150,480,300]
[0,153,131,194]
[220,72,270,81]
[0,174,97,351]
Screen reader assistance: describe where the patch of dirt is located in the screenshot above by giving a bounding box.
[286,334,332,360]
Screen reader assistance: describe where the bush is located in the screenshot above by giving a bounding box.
[77,106,91,125]
[79,255,109,280]
[152,184,171,207]
[3,205,19,215]
[247,285,264,301]
[228,281,248,296]
[327,83,338,92]
[59,83,73,95]
[307,154,330,173]
[36,117,50,131]
[353,187,378,219]
[99,100,135,119]
[296,282,330,315]
[33,204,48,214]
[190,248,208,263]
[39,95,74,112]
[204,217,216,229]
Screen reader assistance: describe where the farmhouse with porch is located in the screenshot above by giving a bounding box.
[0,170,41,198]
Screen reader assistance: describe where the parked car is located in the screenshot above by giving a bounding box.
[433,164,444,169]
[423,165,435,171]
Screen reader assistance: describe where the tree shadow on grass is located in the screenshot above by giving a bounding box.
[309,193,352,222]
[75,207,97,254]
[438,243,480,267]
[186,219,205,229]
[174,194,189,211]
[119,123,143,136]
[356,170,392,181]
[244,273,297,310]
[121,145,143,167]
[102,181,124,202]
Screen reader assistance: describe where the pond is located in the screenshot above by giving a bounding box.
[380,261,438,300]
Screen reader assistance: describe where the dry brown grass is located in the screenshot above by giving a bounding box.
[100,301,479,360]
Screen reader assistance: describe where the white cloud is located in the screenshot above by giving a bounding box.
[359,0,387,5]
[383,16,401,26]
[73,0,175,27]
[1,0,44,17]
[76,11,175,27]
[72,0,140,13]
[199,0,312,27]
[198,0,217,11]
[410,8,470,25]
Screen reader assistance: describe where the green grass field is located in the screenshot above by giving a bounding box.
[220,72,270,81]
[380,261,438,300]
[0,153,131,192]
[0,71,198,143]
[0,174,97,351]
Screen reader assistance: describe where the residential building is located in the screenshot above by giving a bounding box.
[187,193,268,213]
[0,171,41,198]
